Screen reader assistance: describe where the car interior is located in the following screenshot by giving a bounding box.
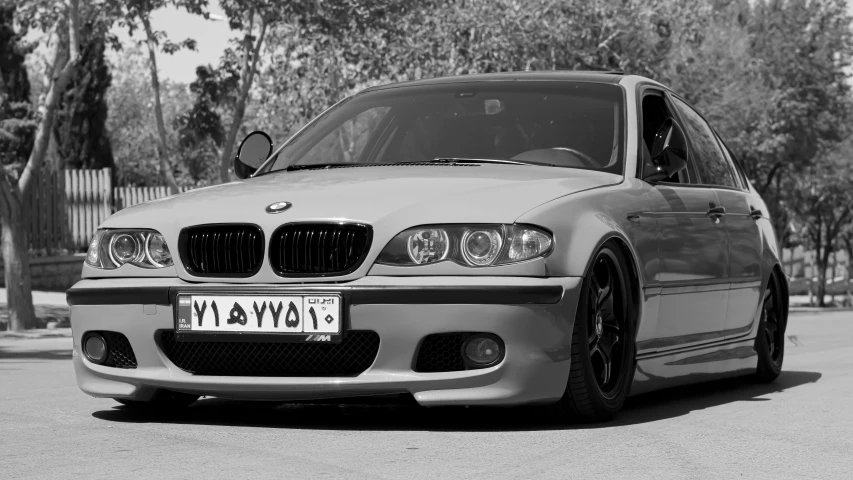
[641,93,689,183]
[285,88,625,175]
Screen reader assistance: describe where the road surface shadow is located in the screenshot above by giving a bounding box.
[0,347,72,361]
[91,370,821,431]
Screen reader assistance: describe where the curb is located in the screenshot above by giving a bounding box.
[0,328,72,340]
[790,307,853,313]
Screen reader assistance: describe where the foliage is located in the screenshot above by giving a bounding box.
[106,47,193,187]
[789,138,853,305]
[0,4,37,167]
[53,19,115,170]
[172,63,239,185]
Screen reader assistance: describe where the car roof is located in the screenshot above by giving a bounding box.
[361,70,631,92]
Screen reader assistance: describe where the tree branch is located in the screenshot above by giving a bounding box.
[19,0,81,197]
[759,162,783,195]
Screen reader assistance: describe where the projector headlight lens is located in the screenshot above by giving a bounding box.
[461,229,502,266]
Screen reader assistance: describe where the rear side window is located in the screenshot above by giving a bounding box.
[716,137,748,190]
[670,97,738,188]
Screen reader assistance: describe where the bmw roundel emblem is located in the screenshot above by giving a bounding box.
[266,201,292,214]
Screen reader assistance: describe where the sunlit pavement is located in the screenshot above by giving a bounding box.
[1,311,851,479]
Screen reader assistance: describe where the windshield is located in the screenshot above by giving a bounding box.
[261,81,625,175]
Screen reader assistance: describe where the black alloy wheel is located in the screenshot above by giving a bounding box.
[755,274,785,382]
[586,254,625,397]
[554,242,636,422]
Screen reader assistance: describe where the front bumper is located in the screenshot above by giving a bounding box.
[69,276,582,406]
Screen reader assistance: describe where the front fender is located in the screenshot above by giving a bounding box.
[515,179,651,280]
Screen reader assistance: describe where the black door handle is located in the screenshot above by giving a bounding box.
[749,206,763,219]
[706,206,727,217]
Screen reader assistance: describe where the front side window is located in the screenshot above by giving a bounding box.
[262,82,625,175]
[640,92,694,184]
[670,96,737,188]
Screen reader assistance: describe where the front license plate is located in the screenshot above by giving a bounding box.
[175,294,342,342]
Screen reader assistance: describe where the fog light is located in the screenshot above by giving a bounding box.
[463,335,503,366]
[83,333,108,364]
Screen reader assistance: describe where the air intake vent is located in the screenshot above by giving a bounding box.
[179,224,264,277]
[269,223,372,276]
[159,330,380,377]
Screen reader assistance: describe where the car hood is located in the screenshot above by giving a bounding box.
[105,165,620,230]
[102,164,620,282]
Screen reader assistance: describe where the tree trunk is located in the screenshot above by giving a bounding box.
[845,240,853,307]
[0,177,35,331]
[0,0,80,331]
[20,0,80,197]
[218,14,268,183]
[141,14,180,195]
[815,245,832,307]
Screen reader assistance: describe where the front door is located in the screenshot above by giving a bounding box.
[668,95,766,342]
[636,90,730,352]
[646,185,730,350]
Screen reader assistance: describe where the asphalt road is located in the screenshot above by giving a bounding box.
[1,310,851,480]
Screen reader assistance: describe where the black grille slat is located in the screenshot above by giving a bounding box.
[180,224,264,277]
[415,333,474,373]
[270,224,371,276]
[159,330,380,377]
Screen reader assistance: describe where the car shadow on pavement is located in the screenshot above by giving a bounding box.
[91,370,821,431]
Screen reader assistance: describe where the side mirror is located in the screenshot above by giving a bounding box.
[643,118,688,183]
[234,131,273,179]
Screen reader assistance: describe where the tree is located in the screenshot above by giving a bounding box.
[742,0,851,244]
[174,64,236,185]
[840,223,853,305]
[53,18,115,170]
[790,141,853,307]
[106,46,194,187]
[0,0,80,331]
[108,0,209,193]
[215,0,279,183]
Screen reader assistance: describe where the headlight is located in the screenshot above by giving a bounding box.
[377,224,552,267]
[85,229,173,269]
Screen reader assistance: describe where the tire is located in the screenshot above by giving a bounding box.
[115,390,200,409]
[754,273,785,383]
[553,242,637,422]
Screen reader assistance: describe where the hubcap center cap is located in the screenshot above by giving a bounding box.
[595,312,603,336]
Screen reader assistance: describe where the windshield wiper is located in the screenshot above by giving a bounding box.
[430,157,530,166]
[285,163,373,172]
[283,158,545,172]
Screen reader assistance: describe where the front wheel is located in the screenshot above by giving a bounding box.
[553,242,636,422]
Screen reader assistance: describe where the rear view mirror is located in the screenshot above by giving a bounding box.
[643,118,688,183]
[234,131,273,179]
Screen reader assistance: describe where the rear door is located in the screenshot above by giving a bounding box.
[714,139,763,334]
[668,96,762,338]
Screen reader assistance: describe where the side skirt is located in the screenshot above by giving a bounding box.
[629,337,758,396]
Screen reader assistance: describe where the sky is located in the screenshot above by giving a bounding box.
[129,3,233,83]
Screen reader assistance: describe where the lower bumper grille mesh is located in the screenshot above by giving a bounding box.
[159,330,380,377]
[99,331,138,369]
[414,333,474,373]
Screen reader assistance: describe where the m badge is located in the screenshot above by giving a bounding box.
[306,334,331,342]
